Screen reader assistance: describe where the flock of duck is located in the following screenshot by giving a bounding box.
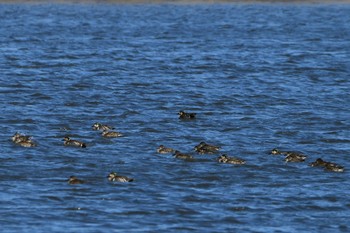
[11,110,345,185]
[165,111,344,173]
[12,122,132,184]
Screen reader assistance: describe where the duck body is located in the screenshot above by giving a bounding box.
[218,154,246,165]
[309,158,344,172]
[178,111,196,119]
[92,122,114,131]
[67,176,84,184]
[107,172,133,182]
[12,132,32,143]
[17,140,37,147]
[173,151,193,160]
[157,145,175,154]
[325,163,344,172]
[309,158,328,167]
[284,152,307,162]
[194,142,220,154]
[102,131,123,138]
[63,137,86,148]
[12,132,36,147]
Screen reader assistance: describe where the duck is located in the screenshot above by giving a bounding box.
[63,137,86,148]
[309,158,328,167]
[157,145,175,154]
[309,158,344,172]
[217,154,246,165]
[12,132,36,147]
[178,111,196,119]
[101,130,123,138]
[284,152,307,162]
[173,150,193,160]
[12,132,32,143]
[92,122,114,131]
[270,148,307,162]
[194,142,220,154]
[67,176,84,184]
[107,172,133,182]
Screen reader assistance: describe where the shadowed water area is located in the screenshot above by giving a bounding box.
[1,2,350,232]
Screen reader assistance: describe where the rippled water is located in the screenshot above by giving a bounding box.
[1,2,350,232]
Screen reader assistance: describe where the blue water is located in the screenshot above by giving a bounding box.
[1,2,350,232]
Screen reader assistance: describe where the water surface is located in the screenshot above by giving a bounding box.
[1,3,350,232]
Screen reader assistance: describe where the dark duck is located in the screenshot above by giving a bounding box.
[157,145,175,154]
[309,158,344,172]
[178,111,196,119]
[107,172,134,182]
[217,154,246,165]
[67,176,84,184]
[194,142,220,154]
[63,137,86,148]
[270,148,307,162]
[12,132,36,147]
[92,122,114,131]
[173,151,194,160]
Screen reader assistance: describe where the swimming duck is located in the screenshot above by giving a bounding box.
[17,140,37,147]
[309,158,328,167]
[173,151,193,160]
[178,111,196,119]
[63,137,86,148]
[92,122,114,131]
[101,130,123,138]
[12,132,36,147]
[107,172,134,182]
[12,132,32,143]
[194,142,220,154]
[284,152,307,162]
[157,145,175,154]
[217,154,246,165]
[270,148,307,162]
[309,158,344,172]
[67,176,84,184]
